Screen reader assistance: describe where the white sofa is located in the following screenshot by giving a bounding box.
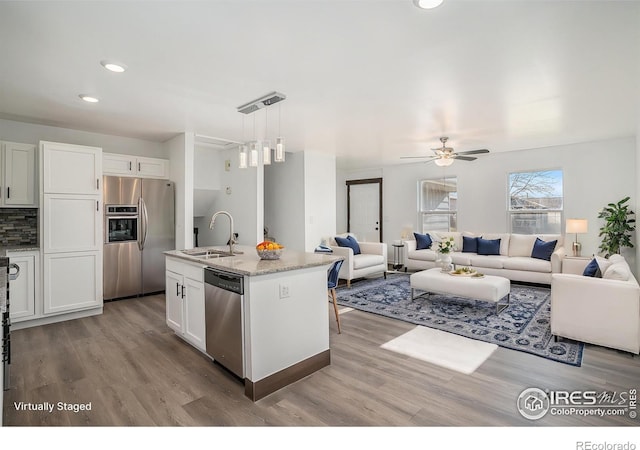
[403,231,565,284]
[551,254,640,354]
[327,233,387,287]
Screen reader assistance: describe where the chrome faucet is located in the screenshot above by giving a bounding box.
[209,210,236,255]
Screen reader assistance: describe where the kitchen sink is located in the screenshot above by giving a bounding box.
[181,248,244,258]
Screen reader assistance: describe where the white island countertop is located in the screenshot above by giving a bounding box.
[164,245,340,276]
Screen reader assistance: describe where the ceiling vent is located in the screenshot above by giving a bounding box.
[237,91,286,114]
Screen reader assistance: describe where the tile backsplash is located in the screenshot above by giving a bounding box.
[0,208,38,246]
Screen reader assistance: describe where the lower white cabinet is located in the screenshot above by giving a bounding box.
[165,257,206,351]
[7,251,38,322]
[43,251,102,314]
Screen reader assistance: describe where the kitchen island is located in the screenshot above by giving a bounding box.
[164,246,340,401]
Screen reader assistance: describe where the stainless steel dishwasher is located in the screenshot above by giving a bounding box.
[204,268,244,378]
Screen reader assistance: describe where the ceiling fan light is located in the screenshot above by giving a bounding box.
[434,157,454,167]
[413,0,444,10]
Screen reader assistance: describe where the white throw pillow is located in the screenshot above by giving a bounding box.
[608,254,625,264]
[509,234,537,257]
[594,256,612,277]
[603,261,631,281]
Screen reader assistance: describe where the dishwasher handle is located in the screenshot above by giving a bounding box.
[204,268,244,295]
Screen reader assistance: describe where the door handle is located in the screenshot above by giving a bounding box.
[181,284,185,299]
[6,187,9,199]
[176,282,180,296]
[129,161,132,171]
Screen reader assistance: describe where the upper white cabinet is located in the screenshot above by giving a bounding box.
[42,141,101,194]
[103,152,169,179]
[0,141,37,207]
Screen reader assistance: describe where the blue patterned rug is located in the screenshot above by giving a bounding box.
[336,273,584,366]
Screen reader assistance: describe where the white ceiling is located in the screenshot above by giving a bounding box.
[1,0,638,170]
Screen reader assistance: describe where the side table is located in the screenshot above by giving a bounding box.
[391,242,405,272]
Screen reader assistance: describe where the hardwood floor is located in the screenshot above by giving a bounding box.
[3,293,639,430]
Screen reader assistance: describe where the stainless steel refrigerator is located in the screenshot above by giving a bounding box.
[103,176,175,300]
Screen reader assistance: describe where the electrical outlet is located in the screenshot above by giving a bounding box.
[279,284,290,299]
[225,159,231,171]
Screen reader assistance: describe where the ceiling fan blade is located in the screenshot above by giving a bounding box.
[400,155,439,160]
[455,149,490,155]
[452,155,477,161]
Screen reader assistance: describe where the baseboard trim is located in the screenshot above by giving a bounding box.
[11,306,103,330]
[244,349,331,401]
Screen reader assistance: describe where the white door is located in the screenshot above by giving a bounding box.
[43,194,102,253]
[102,153,135,176]
[4,142,36,206]
[183,277,206,351]
[43,251,102,314]
[42,141,102,194]
[8,254,35,320]
[165,270,184,333]
[349,182,381,242]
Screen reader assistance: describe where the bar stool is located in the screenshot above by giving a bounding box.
[327,259,344,334]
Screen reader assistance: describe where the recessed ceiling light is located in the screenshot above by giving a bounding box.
[79,94,99,103]
[100,60,127,73]
[413,0,444,9]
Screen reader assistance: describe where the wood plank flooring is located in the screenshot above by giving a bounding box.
[3,292,639,428]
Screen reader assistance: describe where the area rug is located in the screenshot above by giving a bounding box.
[336,273,584,366]
[380,326,498,374]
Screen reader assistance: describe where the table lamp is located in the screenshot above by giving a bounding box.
[566,219,588,257]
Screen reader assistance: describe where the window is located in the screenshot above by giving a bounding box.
[419,177,457,232]
[509,170,563,234]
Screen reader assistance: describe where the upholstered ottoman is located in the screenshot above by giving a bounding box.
[410,268,511,313]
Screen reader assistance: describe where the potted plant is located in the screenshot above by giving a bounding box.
[597,196,636,257]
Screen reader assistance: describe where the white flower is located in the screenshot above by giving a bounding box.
[437,236,455,254]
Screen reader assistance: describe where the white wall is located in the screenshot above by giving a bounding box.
[0,118,166,157]
[338,137,637,271]
[194,147,263,248]
[264,152,306,250]
[167,132,194,250]
[303,151,337,251]
[193,144,223,218]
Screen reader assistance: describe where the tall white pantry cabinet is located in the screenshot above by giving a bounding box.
[40,141,103,315]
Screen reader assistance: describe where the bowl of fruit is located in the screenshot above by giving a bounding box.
[256,241,284,260]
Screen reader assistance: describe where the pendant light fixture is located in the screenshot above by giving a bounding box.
[236,91,286,168]
[262,107,271,165]
[274,103,285,163]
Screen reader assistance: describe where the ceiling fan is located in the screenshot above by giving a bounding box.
[401,137,489,166]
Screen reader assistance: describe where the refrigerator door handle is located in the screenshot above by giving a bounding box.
[140,197,149,250]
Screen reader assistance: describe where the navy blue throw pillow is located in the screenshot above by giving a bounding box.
[335,235,361,255]
[413,232,432,250]
[462,236,479,253]
[531,238,557,261]
[582,258,599,277]
[477,238,501,255]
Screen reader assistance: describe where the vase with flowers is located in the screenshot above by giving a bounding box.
[437,236,456,272]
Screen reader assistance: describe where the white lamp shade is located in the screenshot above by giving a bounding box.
[238,144,248,169]
[262,141,271,165]
[434,157,454,167]
[566,219,588,234]
[249,141,259,167]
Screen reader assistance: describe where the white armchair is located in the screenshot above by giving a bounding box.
[328,234,387,287]
[551,255,640,354]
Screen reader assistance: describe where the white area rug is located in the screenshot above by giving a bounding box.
[380,326,498,374]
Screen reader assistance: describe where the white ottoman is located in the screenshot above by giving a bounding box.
[410,268,511,313]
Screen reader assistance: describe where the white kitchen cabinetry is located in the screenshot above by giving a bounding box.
[43,251,102,314]
[40,141,102,318]
[103,152,169,179]
[0,141,37,207]
[7,251,38,321]
[165,257,206,351]
[42,141,101,194]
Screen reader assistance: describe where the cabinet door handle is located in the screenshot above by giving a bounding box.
[6,187,9,199]
[181,284,185,299]
[138,162,141,172]
[96,178,100,190]
[176,282,180,296]
[129,161,132,171]
[96,201,99,211]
